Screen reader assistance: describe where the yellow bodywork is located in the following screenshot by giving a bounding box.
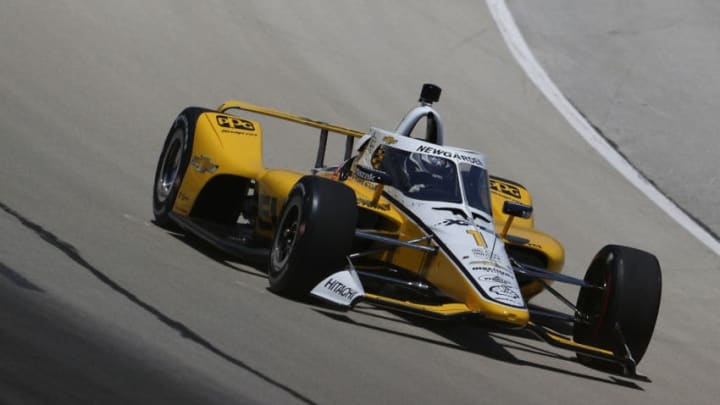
[172,104,346,228]
[171,100,565,327]
[173,111,265,216]
[490,177,565,299]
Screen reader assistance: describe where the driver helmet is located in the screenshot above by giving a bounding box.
[406,152,454,186]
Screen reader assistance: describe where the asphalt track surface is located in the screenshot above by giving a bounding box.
[507,0,720,238]
[0,1,718,404]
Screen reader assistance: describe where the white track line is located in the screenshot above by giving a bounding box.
[486,0,720,256]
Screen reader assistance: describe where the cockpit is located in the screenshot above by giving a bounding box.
[372,145,492,214]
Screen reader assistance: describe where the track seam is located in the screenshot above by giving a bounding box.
[486,0,720,256]
[0,201,317,405]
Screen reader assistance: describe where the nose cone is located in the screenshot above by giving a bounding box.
[429,217,527,318]
[433,222,525,305]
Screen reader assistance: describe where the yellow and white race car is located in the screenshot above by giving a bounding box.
[153,84,661,378]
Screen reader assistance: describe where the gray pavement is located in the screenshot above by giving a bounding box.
[508,0,720,238]
[0,270,250,405]
[1,1,718,404]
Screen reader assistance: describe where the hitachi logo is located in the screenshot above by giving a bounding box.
[415,146,483,166]
[324,278,359,299]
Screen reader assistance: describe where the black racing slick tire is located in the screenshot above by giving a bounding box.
[268,176,358,297]
[152,107,213,228]
[573,245,662,371]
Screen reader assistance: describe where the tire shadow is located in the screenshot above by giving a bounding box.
[313,306,644,390]
[158,223,269,279]
[149,221,644,390]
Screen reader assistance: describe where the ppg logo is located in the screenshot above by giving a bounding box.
[216,115,255,131]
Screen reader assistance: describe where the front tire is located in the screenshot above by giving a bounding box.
[574,245,662,371]
[152,107,212,228]
[268,176,357,296]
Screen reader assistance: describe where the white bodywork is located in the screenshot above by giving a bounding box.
[311,266,365,307]
[357,128,525,308]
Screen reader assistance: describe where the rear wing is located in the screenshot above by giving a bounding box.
[218,100,365,169]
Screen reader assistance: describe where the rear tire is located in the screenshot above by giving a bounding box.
[152,107,213,228]
[574,245,662,371]
[268,176,357,296]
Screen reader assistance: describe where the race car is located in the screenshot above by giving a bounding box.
[153,84,661,377]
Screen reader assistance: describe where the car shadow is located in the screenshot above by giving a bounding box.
[151,221,644,389]
[313,306,645,390]
[160,225,269,280]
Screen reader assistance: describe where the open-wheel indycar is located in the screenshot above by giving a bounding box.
[153,84,662,377]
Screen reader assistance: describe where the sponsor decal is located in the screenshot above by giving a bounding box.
[323,278,360,300]
[415,145,484,166]
[490,179,522,200]
[190,155,219,174]
[216,115,256,131]
[220,129,257,135]
[489,284,520,300]
[439,218,470,227]
[351,175,377,190]
[479,275,513,285]
[382,136,397,145]
[311,269,365,307]
[354,165,387,184]
[466,229,487,247]
[370,146,385,169]
[177,192,190,201]
[469,260,495,267]
[471,249,502,261]
[354,167,374,182]
[470,263,514,279]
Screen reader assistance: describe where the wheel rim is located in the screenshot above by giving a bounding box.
[156,128,185,203]
[271,204,300,273]
[575,250,615,341]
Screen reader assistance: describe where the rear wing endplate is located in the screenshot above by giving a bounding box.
[218,100,365,168]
